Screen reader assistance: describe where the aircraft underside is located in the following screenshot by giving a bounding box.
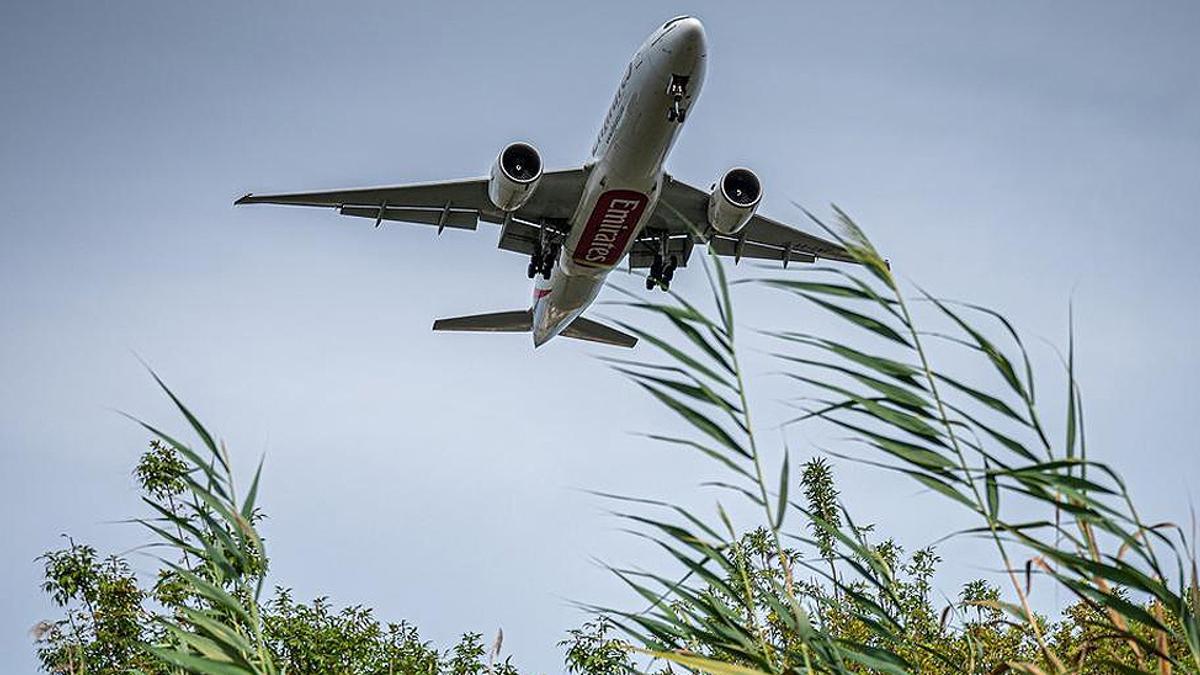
[234,17,856,349]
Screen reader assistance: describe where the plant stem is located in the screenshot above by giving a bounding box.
[892,285,1062,671]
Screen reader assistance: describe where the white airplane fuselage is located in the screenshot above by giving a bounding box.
[530,17,707,346]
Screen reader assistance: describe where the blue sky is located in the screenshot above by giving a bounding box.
[2,2,1198,672]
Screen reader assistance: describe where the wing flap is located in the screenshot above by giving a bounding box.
[709,236,816,266]
[627,235,695,269]
[339,205,479,230]
[235,177,491,209]
[496,217,546,257]
[236,168,588,222]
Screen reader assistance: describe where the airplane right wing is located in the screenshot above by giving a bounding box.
[235,168,589,256]
[635,175,858,268]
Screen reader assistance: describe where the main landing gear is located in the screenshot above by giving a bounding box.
[527,244,558,280]
[526,222,559,280]
[646,253,678,291]
[645,230,677,291]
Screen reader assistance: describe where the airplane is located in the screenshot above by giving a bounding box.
[235,16,854,349]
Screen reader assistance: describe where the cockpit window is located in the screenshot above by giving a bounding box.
[662,15,690,29]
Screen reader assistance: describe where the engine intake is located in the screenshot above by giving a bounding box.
[707,167,761,235]
[489,142,543,211]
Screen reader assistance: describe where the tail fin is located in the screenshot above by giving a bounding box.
[561,316,638,348]
[432,310,532,333]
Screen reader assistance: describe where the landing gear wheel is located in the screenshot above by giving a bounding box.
[663,255,678,282]
[646,252,673,291]
[669,98,686,123]
[527,260,538,279]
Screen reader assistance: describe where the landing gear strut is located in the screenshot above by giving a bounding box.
[646,253,678,291]
[528,223,558,280]
[667,74,689,123]
[540,246,557,279]
[667,98,687,123]
[646,230,677,291]
[527,246,557,280]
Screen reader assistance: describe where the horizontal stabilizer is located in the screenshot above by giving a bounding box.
[561,316,638,348]
[432,310,532,333]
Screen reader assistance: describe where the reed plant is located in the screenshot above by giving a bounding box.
[33,210,1197,674]
[597,206,1198,674]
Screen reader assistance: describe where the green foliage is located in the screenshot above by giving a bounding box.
[601,208,1200,673]
[135,439,189,501]
[34,417,523,674]
[801,458,840,564]
[264,590,515,675]
[36,541,157,674]
[32,211,1199,674]
[561,618,635,675]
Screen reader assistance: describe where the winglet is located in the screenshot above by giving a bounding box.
[234,193,254,206]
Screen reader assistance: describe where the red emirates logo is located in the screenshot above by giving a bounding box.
[573,190,648,267]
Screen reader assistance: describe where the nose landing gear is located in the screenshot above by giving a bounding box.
[666,74,690,123]
[667,99,687,123]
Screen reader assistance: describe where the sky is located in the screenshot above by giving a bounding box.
[2,1,1198,672]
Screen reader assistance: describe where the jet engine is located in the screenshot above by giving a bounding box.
[707,167,762,235]
[488,142,543,211]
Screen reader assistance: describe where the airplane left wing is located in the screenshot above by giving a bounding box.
[639,175,858,268]
[235,168,588,253]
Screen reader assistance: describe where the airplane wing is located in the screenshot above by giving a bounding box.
[235,168,589,257]
[236,168,855,268]
[633,174,857,268]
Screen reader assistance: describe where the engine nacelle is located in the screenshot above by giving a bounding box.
[488,142,543,211]
[707,167,762,235]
